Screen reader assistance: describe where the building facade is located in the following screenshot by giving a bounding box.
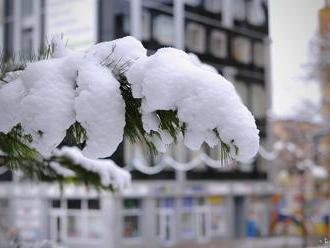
[0,1,273,247]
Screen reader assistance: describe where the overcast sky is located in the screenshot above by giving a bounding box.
[269,0,324,118]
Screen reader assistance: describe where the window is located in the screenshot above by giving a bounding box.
[122,198,143,239]
[181,197,195,239]
[21,28,33,58]
[123,215,141,238]
[233,80,248,105]
[185,0,201,7]
[142,10,151,41]
[156,198,176,244]
[0,198,10,236]
[233,0,246,21]
[204,0,222,14]
[232,37,252,64]
[186,22,206,53]
[87,215,103,239]
[51,199,61,208]
[88,199,100,210]
[153,15,174,46]
[253,42,264,67]
[246,0,265,26]
[210,30,227,59]
[67,199,81,209]
[250,84,266,118]
[48,198,103,242]
[207,196,227,236]
[21,0,34,17]
[67,215,83,238]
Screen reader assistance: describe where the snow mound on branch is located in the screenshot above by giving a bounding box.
[50,161,75,177]
[19,57,79,155]
[86,36,147,73]
[76,57,125,159]
[0,79,25,133]
[0,36,146,158]
[189,53,218,73]
[127,48,259,161]
[54,146,131,190]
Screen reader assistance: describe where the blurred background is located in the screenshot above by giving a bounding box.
[0,0,329,247]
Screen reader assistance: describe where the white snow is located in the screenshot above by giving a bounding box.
[49,161,75,177]
[85,36,147,75]
[188,53,218,73]
[76,57,125,159]
[19,56,78,155]
[51,36,72,58]
[1,35,259,169]
[127,47,259,161]
[54,146,131,190]
[0,37,145,158]
[0,78,25,133]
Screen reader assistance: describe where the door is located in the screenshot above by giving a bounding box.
[234,196,245,238]
[196,207,210,243]
[49,213,64,244]
[159,209,175,245]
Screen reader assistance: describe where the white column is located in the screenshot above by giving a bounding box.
[130,0,142,39]
[174,0,184,49]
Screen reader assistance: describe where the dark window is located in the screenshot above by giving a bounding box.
[21,0,33,17]
[88,199,100,210]
[67,199,81,209]
[123,198,141,209]
[51,199,61,208]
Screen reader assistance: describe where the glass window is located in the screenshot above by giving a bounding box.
[21,0,33,17]
[233,0,246,21]
[67,215,83,238]
[250,84,266,118]
[232,37,252,64]
[210,30,227,59]
[142,10,151,41]
[210,210,226,235]
[123,215,141,238]
[123,198,141,209]
[185,0,201,7]
[21,28,33,58]
[157,198,175,208]
[246,0,265,26]
[88,199,100,210]
[181,212,195,239]
[233,81,248,106]
[253,42,264,67]
[153,15,174,46]
[5,0,14,17]
[67,199,81,209]
[0,198,8,208]
[87,216,103,239]
[204,0,222,14]
[51,199,61,209]
[186,22,206,53]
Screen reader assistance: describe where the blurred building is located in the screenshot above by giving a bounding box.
[0,0,273,247]
[318,1,330,172]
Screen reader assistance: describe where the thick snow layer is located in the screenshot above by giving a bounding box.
[19,56,78,155]
[76,57,125,159]
[54,146,131,190]
[189,53,218,73]
[0,79,25,133]
[85,36,147,74]
[0,37,144,158]
[50,161,75,177]
[51,36,72,58]
[127,48,259,161]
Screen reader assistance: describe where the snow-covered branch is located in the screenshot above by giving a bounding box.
[0,36,259,188]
